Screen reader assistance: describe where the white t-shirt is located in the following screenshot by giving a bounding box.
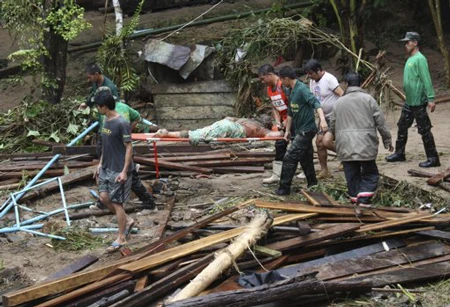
[309,72,340,118]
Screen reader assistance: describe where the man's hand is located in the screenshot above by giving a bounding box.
[283,131,291,142]
[189,137,200,146]
[428,102,436,112]
[276,122,284,131]
[319,121,328,134]
[79,102,88,110]
[115,171,127,184]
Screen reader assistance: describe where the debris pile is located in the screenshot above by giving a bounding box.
[3,189,450,306]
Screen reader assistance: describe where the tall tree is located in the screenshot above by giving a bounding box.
[0,0,90,104]
[428,0,450,88]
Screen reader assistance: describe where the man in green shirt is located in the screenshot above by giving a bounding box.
[79,63,120,110]
[386,32,440,167]
[274,66,328,195]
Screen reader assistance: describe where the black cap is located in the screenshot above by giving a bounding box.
[399,32,420,42]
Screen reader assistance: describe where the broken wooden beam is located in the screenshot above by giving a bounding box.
[164,279,372,307]
[426,168,450,186]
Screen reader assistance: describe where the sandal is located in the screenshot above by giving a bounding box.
[106,241,124,253]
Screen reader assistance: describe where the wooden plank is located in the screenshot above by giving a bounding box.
[276,239,406,278]
[300,190,321,206]
[341,255,450,287]
[43,255,98,282]
[152,195,175,240]
[187,158,273,167]
[416,229,450,241]
[134,275,148,292]
[213,166,265,173]
[34,273,131,307]
[265,224,360,252]
[133,156,213,174]
[426,167,450,186]
[151,80,234,94]
[308,226,435,249]
[154,93,235,107]
[64,280,136,307]
[0,152,54,160]
[357,213,434,233]
[285,249,326,265]
[254,200,357,216]
[165,280,372,307]
[52,144,215,155]
[234,151,275,158]
[160,152,231,162]
[3,266,131,307]
[156,106,233,120]
[0,160,96,172]
[316,241,450,280]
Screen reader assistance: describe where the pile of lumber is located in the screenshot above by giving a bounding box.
[0,143,275,189]
[4,192,450,307]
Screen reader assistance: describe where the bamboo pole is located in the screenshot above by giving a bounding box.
[167,211,273,303]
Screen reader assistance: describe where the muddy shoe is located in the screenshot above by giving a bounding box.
[274,187,290,196]
[419,157,440,168]
[385,152,406,162]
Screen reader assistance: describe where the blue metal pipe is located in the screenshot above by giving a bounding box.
[0,224,43,233]
[0,122,99,219]
[20,202,93,226]
[141,118,157,126]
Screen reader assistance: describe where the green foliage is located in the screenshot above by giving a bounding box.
[96,0,144,93]
[45,0,91,41]
[216,16,315,115]
[1,0,90,74]
[0,96,92,153]
[52,228,105,251]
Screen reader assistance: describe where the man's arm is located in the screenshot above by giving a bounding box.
[418,58,436,112]
[125,104,141,131]
[272,108,282,129]
[333,86,344,97]
[316,108,328,132]
[371,98,393,151]
[283,116,293,141]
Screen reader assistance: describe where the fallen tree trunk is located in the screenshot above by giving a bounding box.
[167,211,273,303]
[164,279,372,307]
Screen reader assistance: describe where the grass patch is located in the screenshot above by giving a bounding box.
[51,227,105,252]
